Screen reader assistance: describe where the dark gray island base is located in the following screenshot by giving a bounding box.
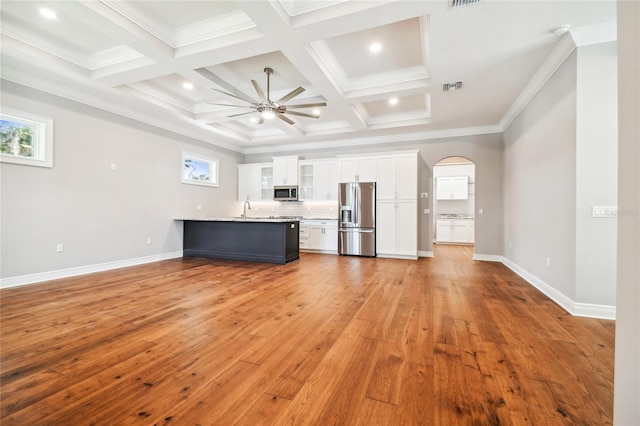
[181,219,300,264]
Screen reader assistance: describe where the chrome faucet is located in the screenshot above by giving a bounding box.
[242,200,251,220]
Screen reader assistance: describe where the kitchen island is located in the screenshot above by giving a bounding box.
[177,218,300,264]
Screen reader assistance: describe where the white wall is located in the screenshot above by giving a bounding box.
[503,51,578,301]
[614,0,640,422]
[575,42,618,307]
[0,81,242,286]
[503,38,618,316]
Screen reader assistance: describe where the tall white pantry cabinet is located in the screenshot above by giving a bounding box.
[374,152,418,259]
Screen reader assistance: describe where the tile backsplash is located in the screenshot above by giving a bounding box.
[244,201,338,219]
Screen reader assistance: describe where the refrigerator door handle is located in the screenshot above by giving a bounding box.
[339,228,374,233]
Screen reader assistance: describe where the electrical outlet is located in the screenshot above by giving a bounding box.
[546,257,550,267]
[56,244,64,253]
[110,163,117,171]
[479,208,484,215]
[197,205,202,210]
[146,238,152,245]
[424,208,430,215]
[420,192,428,198]
[509,240,512,249]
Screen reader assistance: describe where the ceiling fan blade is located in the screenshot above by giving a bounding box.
[276,87,305,104]
[276,113,295,125]
[285,102,327,109]
[212,88,257,105]
[251,80,266,101]
[285,111,320,119]
[207,103,256,108]
[229,111,256,118]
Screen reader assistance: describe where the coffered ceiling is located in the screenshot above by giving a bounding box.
[0,1,617,154]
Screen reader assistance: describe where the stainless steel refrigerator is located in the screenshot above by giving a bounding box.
[338,182,376,257]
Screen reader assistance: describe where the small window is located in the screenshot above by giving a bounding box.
[0,107,53,168]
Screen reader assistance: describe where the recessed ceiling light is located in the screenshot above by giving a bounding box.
[182,82,194,90]
[369,43,382,53]
[39,7,57,19]
[250,117,258,123]
[312,109,321,116]
[389,97,399,106]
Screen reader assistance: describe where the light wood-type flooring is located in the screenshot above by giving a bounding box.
[0,245,615,425]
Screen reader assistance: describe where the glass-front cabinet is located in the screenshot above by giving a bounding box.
[298,160,338,201]
[260,166,273,200]
[238,163,273,201]
[299,164,314,200]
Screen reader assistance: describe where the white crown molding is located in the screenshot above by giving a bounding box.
[499,20,618,133]
[243,124,502,155]
[0,251,183,289]
[1,28,93,70]
[498,33,577,131]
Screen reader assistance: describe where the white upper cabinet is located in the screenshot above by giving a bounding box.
[273,156,298,186]
[376,153,418,200]
[238,163,273,201]
[338,156,377,182]
[299,160,339,201]
[436,176,469,200]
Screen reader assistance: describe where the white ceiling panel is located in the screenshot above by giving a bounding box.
[0,0,617,154]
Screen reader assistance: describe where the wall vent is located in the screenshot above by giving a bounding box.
[450,0,482,8]
[443,81,463,92]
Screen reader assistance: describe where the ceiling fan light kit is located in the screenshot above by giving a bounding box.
[209,67,327,125]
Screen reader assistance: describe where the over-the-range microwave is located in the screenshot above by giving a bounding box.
[273,185,298,201]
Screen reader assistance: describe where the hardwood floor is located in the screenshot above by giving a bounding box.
[0,245,614,425]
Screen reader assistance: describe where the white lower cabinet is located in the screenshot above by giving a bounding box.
[299,220,338,253]
[376,200,417,258]
[436,219,474,243]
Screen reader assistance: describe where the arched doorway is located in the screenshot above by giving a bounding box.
[432,156,476,252]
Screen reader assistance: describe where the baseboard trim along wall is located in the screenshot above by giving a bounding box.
[472,253,503,262]
[499,256,616,320]
[0,251,183,289]
[418,251,434,258]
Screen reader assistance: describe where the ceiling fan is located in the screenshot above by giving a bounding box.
[209,67,327,125]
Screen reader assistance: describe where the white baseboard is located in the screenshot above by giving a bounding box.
[0,251,183,289]
[500,256,616,320]
[472,253,502,262]
[574,303,616,320]
[377,253,419,260]
[418,250,434,258]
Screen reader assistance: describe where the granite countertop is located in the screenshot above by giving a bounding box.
[175,217,300,223]
[436,214,474,219]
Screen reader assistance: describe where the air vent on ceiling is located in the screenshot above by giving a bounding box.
[450,0,482,8]
[443,81,463,92]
